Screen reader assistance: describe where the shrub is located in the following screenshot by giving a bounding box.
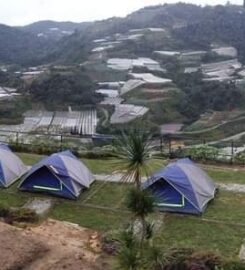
[5,208,39,224]
[186,251,221,270]
[185,145,220,162]
[234,152,245,165]
[101,232,120,255]
[0,206,10,218]
[164,248,194,270]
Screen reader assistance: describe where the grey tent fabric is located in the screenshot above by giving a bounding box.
[177,161,216,210]
[143,158,217,214]
[0,144,28,187]
[19,150,95,199]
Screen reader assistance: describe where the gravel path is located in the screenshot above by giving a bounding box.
[95,173,245,193]
[94,173,147,183]
[217,183,245,193]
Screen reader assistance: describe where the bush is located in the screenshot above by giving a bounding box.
[186,251,221,270]
[101,233,120,255]
[164,248,194,270]
[185,145,220,162]
[0,206,10,218]
[0,204,38,224]
[234,153,245,165]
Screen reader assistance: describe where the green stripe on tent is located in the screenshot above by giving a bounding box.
[33,184,62,192]
[156,195,185,208]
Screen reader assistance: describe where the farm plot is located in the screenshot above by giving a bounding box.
[110,104,148,124]
[107,58,164,72]
[0,111,43,143]
[0,110,98,144]
[49,111,69,133]
[35,111,54,133]
[202,59,242,81]
[129,73,172,85]
[49,110,97,135]
[0,86,20,100]
[78,110,97,135]
[100,97,124,105]
[211,46,237,58]
[120,79,145,95]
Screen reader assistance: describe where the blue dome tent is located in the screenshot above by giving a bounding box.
[143,158,216,214]
[19,150,94,199]
[0,144,28,188]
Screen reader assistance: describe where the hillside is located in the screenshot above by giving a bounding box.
[1,3,245,140]
[174,5,245,63]
[21,20,92,41]
[46,3,205,64]
[0,24,52,65]
[1,4,245,66]
[44,4,245,65]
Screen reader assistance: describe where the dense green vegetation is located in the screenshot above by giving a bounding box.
[20,20,92,41]
[0,98,31,124]
[28,69,102,106]
[174,5,245,63]
[0,70,22,88]
[171,72,245,123]
[0,24,53,65]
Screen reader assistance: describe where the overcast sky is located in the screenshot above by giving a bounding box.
[0,0,243,26]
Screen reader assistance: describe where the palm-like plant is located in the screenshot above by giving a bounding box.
[126,188,154,246]
[114,128,152,188]
[117,227,140,270]
[114,128,156,249]
[143,245,166,270]
[117,246,139,270]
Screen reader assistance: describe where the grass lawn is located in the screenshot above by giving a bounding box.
[207,168,245,184]
[1,179,245,258]
[158,215,245,258]
[2,152,245,258]
[16,152,45,165]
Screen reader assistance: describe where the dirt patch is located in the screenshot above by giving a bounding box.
[0,219,111,270]
[0,222,48,270]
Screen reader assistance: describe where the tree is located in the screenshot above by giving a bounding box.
[115,128,155,256]
[117,228,140,270]
[126,188,154,246]
[114,128,152,188]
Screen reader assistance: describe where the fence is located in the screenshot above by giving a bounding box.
[159,134,245,165]
[0,129,245,164]
[0,129,104,156]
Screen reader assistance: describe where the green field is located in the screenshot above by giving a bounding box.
[2,152,245,259]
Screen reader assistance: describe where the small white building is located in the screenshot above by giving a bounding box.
[111,104,149,124]
[211,47,237,58]
[129,73,172,85]
[95,89,119,98]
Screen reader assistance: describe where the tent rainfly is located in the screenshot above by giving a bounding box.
[142,158,216,215]
[18,150,94,199]
[0,144,28,188]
